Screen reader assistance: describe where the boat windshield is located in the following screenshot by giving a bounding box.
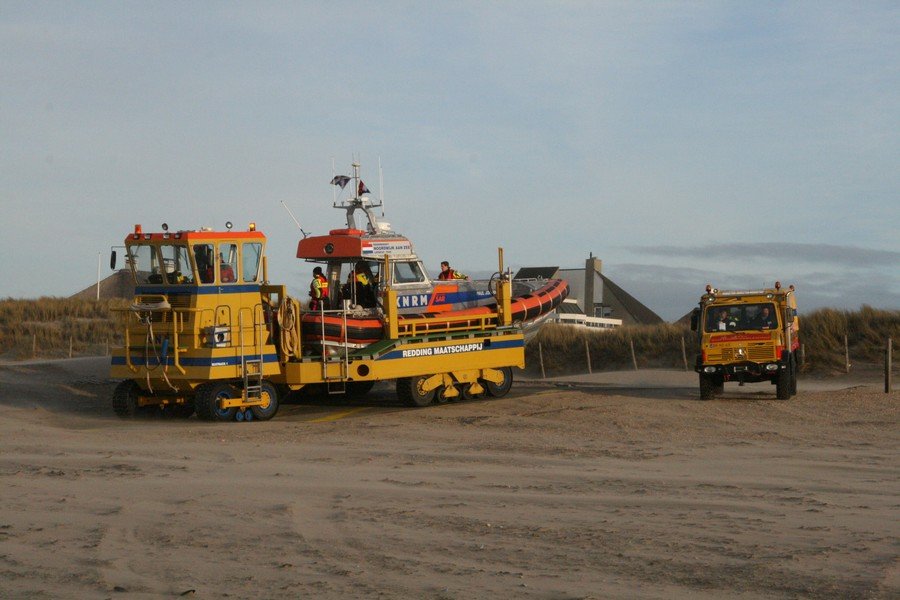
[393,261,426,284]
[705,302,779,332]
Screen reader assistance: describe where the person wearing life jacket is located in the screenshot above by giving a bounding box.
[309,266,329,310]
[438,260,468,281]
[353,261,377,307]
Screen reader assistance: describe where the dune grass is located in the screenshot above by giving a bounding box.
[0,297,126,360]
[526,306,899,377]
[1,298,896,377]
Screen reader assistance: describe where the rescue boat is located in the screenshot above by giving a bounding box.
[297,162,568,350]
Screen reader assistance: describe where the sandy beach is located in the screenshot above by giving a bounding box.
[1,357,897,599]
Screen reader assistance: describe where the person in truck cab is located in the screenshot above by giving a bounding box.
[713,309,738,331]
[752,306,777,329]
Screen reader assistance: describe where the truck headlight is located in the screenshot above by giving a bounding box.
[765,364,778,371]
[704,366,717,373]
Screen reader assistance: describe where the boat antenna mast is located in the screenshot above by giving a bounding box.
[332,160,383,233]
[280,201,309,238]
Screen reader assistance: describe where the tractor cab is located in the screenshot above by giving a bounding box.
[113,222,266,292]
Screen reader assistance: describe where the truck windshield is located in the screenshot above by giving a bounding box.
[705,302,778,332]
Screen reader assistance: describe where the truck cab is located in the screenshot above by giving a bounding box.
[690,282,799,400]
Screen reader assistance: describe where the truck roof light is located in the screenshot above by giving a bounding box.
[705,284,712,293]
[775,281,781,290]
[226,221,233,230]
[249,222,256,231]
[133,224,142,239]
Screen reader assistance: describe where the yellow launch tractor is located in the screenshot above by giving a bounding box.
[109,222,525,421]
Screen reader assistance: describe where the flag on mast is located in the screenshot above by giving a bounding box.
[358,180,370,195]
[330,175,350,189]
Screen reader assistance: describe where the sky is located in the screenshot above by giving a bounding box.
[2,2,898,321]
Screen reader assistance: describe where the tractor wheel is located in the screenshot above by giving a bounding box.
[483,367,513,398]
[435,385,455,403]
[250,381,280,421]
[112,380,143,418]
[397,376,435,407]
[195,382,239,422]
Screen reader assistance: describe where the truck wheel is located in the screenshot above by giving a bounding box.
[397,376,435,407]
[699,373,715,400]
[714,376,724,394]
[195,382,239,421]
[250,381,279,421]
[483,367,513,398]
[776,366,791,400]
[112,380,143,418]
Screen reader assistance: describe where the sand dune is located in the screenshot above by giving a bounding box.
[1,357,897,599]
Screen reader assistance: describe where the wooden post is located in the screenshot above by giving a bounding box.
[538,342,546,379]
[32,333,37,358]
[629,338,638,371]
[886,338,893,394]
[585,339,592,374]
[106,337,109,356]
[681,337,689,371]
[69,336,73,358]
[844,334,851,373]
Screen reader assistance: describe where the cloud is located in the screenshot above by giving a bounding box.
[627,243,900,267]
[605,261,900,322]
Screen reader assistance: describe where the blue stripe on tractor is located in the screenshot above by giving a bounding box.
[111,354,279,367]
[135,284,261,295]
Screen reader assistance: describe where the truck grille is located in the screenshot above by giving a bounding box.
[709,345,775,362]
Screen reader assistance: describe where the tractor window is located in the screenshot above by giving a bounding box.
[219,243,238,283]
[193,244,215,284]
[393,261,425,284]
[242,242,262,282]
[159,244,194,284]
[127,244,158,285]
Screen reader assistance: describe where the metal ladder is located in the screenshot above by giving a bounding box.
[319,302,349,395]
[240,311,264,401]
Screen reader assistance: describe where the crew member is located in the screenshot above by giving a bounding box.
[309,266,329,310]
[438,260,468,281]
[353,262,377,307]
